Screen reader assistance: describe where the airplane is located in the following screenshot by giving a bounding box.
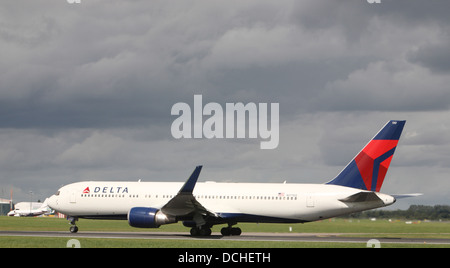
[47,120,421,236]
[7,199,52,217]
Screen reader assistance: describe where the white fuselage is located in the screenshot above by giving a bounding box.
[47,181,395,223]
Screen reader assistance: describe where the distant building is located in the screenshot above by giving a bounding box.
[0,198,12,216]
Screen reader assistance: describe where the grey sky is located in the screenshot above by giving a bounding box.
[1,0,449,208]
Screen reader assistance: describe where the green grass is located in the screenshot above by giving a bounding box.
[1,236,449,248]
[2,216,450,235]
[1,216,450,248]
[0,236,364,248]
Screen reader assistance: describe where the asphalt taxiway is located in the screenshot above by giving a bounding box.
[1,230,450,245]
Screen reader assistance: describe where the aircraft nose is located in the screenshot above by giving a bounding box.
[47,195,58,209]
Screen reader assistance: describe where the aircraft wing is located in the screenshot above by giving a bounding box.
[160,166,218,223]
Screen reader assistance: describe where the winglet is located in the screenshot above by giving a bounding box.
[178,165,203,194]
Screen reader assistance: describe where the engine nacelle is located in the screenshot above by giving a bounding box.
[127,207,176,228]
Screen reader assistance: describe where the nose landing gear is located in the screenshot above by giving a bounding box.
[70,225,78,233]
[68,216,79,233]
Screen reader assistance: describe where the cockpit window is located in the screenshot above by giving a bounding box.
[55,191,60,196]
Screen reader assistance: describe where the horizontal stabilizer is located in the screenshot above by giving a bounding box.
[339,191,382,203]
[391,193,423,199]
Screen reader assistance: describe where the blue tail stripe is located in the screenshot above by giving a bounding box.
[370,147,396,191]
[328,160,367,190]
[373,120,406,140]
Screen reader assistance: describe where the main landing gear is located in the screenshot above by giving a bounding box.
[189,224,242,236]
[190,226,212,236]
[68,216,79,233]
[220,226,242,236]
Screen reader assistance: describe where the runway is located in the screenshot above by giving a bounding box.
[2,230,450,245]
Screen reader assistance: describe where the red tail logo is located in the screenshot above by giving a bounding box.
[83,187,90,194]
[355,140,398,192]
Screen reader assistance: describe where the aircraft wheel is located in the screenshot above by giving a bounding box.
[221,227,231,236]
[190,227,199,236]
[221,227,241,236]
[199,227,212,236]
[190,227,212,236]
[231,227,242,236]
[70,225,78,233]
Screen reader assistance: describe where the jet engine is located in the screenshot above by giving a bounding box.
[127,207,176,228]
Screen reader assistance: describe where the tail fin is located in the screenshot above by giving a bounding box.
[326,120,406,192]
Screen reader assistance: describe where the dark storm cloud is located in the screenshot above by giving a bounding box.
[1,0,449,129]
[0,0,201,129]
[375,0,450,24]
[409,42,450,74]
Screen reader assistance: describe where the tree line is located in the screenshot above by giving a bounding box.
[343,205,450,220]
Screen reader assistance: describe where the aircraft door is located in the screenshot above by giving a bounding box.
[306,194,315,208]
[70,191,77,203]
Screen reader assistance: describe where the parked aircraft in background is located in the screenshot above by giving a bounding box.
[8,199,51,217]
